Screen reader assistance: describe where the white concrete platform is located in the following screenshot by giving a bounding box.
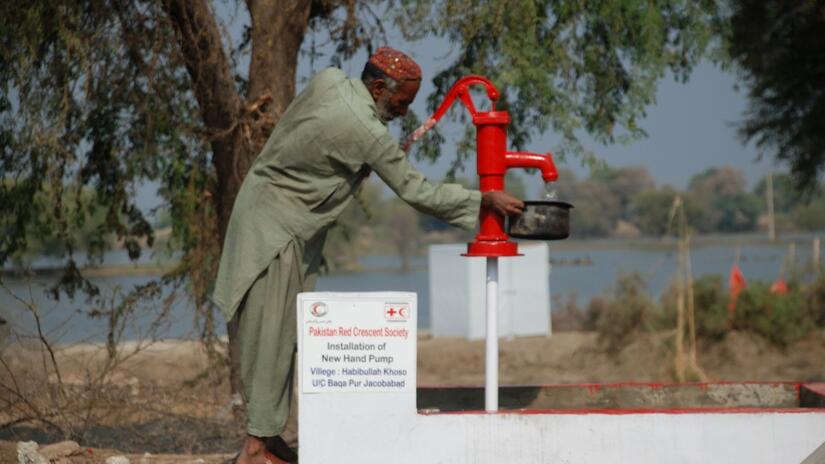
[297,292,825,463]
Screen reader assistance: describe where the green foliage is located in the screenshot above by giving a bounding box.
[690,275,731,341]
[570,180,619,237]
[806,273,825,326]
[727,0,825,192]
[397,0,724,164]
[752,173,825,233]
[712,192,761,232]
[630,187,701,236]
[10,185,113,260]
[659,274,729,341]
[1,0,729,297]
[687,166,762,233]
[753,173,807,212]
[0,1,199,296]
[733,282,813,347]
[597,269,825,351]
[592,272,656,352]
[557,164,825,237]
[589,165,655,220]
[557,166,657,237]
[790,201,825,232]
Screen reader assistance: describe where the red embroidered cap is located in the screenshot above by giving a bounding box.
[368,47,422,81]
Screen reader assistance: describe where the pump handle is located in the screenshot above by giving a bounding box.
[430,75,500,123]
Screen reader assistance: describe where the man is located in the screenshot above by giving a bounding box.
[213,47,524,464]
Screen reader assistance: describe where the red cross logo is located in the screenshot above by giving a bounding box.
[384,303,409,321]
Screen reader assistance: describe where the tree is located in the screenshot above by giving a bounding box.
[1,0,383,395]
[713,192,761,232]
[790,200,825,232]
[570,180,620,237]
[1,0,723,396]
[630,187,681,236]
[728,0,825,190]
[753,172,806,213]
[687,166,761,232]
[589,165,655,220]
[727,0,825,191]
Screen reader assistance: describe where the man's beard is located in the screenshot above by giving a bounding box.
[375,98,394,123]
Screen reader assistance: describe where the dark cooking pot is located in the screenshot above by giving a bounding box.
[507,200,573,240]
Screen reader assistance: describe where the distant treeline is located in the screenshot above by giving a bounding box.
[9,166,823,272]
[317,165,825,270]
[551,165,825,238]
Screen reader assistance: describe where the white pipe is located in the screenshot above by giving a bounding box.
[485,257,499,412]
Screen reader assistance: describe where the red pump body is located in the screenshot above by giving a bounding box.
[425,76,559,257]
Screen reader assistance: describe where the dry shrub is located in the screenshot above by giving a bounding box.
[591,272,656,352]
[660,274,729,342]
[0,278,236,453]
[658,271,825,348]
[733,282,813,347]
[551,292,593,331]
[806,272,825,326]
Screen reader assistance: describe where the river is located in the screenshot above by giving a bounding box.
[1,233,822,343]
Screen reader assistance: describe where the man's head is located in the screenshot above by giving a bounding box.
[362,47,421,123]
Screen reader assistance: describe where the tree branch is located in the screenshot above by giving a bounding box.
[162,0,241,140]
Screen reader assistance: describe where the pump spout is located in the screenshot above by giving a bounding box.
[505,151,558,182]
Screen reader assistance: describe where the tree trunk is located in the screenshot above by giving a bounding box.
[164,0,314,400]
[225,0,313,402]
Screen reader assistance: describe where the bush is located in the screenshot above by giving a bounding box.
[806,273,825,326]
[660,275,730,342]
[551,293,593,332]
[692,275,731,341]
[588,269,825,350]
[732,282,814,347]
[593,273,656,352]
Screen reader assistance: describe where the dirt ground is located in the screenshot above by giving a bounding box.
[2,329,824,463]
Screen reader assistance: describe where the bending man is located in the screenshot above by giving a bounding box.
[212,47,523,464]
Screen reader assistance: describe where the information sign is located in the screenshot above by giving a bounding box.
[300,293,416,393]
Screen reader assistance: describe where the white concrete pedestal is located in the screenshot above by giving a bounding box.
[297,292,825,463]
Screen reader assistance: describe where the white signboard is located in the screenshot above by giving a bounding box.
[299,292,416,394]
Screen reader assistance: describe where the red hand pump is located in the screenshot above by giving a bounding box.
[420,76,559,256]
[412,76,561,412]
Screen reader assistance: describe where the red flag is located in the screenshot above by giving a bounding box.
[727,263,747,314]
[770,276,788,294]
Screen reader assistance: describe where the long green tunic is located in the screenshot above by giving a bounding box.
[213,68,481,321]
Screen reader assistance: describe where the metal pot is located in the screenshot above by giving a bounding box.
[507,200,573,240]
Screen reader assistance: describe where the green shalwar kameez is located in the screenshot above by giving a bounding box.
[212,68,481,436]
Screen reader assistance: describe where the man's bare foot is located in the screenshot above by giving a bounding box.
[236,435,287,464]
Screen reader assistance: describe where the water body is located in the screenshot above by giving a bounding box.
[1,234,822,343]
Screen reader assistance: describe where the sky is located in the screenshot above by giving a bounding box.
[296,34,774,199]
[139,5,776,209]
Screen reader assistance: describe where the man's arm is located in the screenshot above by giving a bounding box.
[365,131,523,229]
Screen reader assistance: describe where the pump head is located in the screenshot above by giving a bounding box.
[414,75,560,257]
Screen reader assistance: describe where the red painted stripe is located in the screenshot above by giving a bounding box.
[418,407,825,416]
[418,381,802,390]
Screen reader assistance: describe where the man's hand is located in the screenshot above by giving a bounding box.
[481,191,525,216]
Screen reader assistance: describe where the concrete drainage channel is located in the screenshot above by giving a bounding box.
[417,382,825,412]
